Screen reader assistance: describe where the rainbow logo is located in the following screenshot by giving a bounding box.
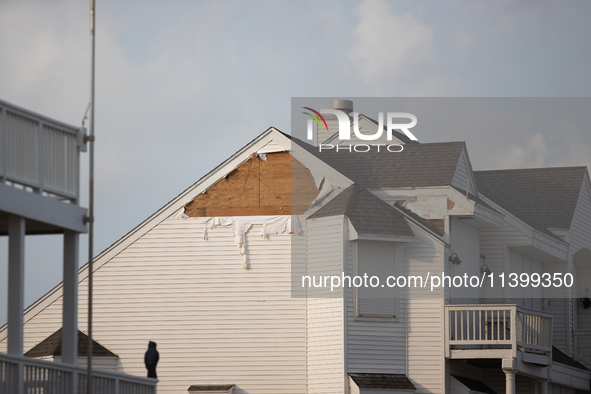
[302,107,329,134]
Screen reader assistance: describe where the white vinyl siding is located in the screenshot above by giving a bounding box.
[406,239,444,394]
[480,221,536,305]
[508,250,545,309]
[305,216,344,394]
[345,241,407,375]
[450,219,481,304]
[510,249,525,307]
[549,384,576,394]
[569,175,591,355]
[5,218,307,394]
[355,241,397,317]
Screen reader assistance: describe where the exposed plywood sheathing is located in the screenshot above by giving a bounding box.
[184,152,318,217]
[447,198,455,210]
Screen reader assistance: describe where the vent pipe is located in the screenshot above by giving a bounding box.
[330,99,353,115]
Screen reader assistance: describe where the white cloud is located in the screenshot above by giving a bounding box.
[349,0,448,95]
[497,133,549,169]
[0,0,89,122]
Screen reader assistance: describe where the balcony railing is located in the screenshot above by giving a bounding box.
[444,304,553,362]
[0,99,85,204]
[0,353,157,394]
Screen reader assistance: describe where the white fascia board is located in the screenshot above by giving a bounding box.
[306,214,347,227]
[472,203,505,229]
[346,216,414,243]
[0,127,298,338]
[447,186,507,227]
[374,186,503,227]
[531,232,569,261]
[550,362,591,390]
[372,186,451,198]
[356,234,415,242]
[479,194,569,261]
[406,219,447,249]
[450,376,481,394]
[548,228,569,240]
[287,134,354,189]
[445,187,477,214]
[374,186,477,215]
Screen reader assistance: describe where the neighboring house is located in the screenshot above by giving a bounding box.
[24,328,120,372]
[1,101,590,394]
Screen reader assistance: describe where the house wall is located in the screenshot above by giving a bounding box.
[305,216,345,394]
[406,238,445,394]
[2,218,308,394]
[480,242,505,303]
[345,240,407,375]
[569,175,591,356]
[480,221,552,309]
[508,250,544,310]
[548,383,576,394]
[577,268,591,328]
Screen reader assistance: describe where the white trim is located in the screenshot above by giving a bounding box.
[549,361,591,390]
[288,135,354,190]
[478,194,569,262]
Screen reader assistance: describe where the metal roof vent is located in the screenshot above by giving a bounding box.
[330,99,353,115]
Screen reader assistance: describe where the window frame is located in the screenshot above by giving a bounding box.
[353,240,399,320]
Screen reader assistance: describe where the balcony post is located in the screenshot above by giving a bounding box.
[7,214,25,394]
[538,378,548,394]
[502,358,516,394]
[7,215,25,355]
[511,305,518,358]
[62,230,79,365]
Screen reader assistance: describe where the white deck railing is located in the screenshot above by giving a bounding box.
[0,99,85,204]
[0,353,157,394]
[445,304,553,360]
[574,330,591,370]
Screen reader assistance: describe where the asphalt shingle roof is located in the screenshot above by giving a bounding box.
[451,374,497,394]
[24,328,117,358]
[349,373,416,390]
[553,346,590,371]
[309,184,414,237]
[188,385,235,392]
[474,167,587,230]
[292,136,466,189]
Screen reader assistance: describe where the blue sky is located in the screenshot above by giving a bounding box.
[1,0,591,324]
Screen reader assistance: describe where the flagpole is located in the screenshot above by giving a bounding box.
[87,0,95,392]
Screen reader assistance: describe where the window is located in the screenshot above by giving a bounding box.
[355,241,397,318]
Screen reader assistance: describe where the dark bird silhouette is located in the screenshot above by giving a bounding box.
[144,341,159,379]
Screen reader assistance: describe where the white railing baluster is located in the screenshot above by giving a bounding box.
[445,304,553,361]
[0,100,81,203]
[0,353,156,394]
